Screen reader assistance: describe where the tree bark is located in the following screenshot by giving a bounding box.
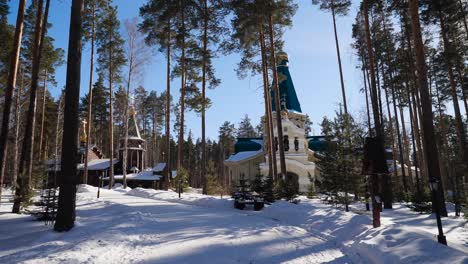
[381,66,398,192]
[408,0,447,216]
[164,21,171,191]
[259,24,275,185]
[397,96,413,188]
[458,0,468,40]
[38,69,48,160]
[331,2,347,114]
[107,6,114,189]
[0,0,27,201]
[268,14,287,184]
[11,68,24,191]
[201,0,208,194]
[434,77,452,199]
[363,0,390,214]
[439,11,468,206]
[362,66,372,136]
[13,0,48,213]
[389,74,408,193]
[405,78,422,196]
[456,63,468,119]
[122,35,135,189]
[83,1,96,185]
[381,15,408,192]
[54,95,64,188]
[54,0,84,232]
[177,1,186,176]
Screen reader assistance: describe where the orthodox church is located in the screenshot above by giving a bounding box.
[224,52,327,193]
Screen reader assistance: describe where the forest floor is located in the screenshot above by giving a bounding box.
[0,186,467,264]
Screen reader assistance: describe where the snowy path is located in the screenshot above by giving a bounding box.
[0,189,351,264]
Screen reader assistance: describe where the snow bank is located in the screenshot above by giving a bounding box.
[261,197,467,264]
[77,184,131,195]
[77,184,99,193]
[125,189,467,263]
[127,188,232,210]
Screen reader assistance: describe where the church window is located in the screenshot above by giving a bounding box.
[283,136,289,151]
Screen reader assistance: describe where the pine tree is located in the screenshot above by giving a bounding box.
[408,0,448,219]
[14,0,50,213]
[0,0,26,200]
[317,113,363,209]
[312,0,351,114]
[193,0,226,195]
[80,74,110,153]
[82,0,107,185]
[139,0,179,190]
[237,114,257,138]
[96,2,127,189]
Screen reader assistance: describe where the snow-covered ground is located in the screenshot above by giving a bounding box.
[0,186,467,264]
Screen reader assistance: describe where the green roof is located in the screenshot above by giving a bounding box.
[234,138,263,153]
[271,54,302,113]
[307,136,328,152]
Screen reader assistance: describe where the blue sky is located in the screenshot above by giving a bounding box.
[7,0,367,140]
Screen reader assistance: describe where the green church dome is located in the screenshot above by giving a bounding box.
[271,52,302,113]
[234,138,263,153]
[307,136,328,152]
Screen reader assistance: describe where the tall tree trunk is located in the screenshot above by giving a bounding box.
[456,63,468,118]
[107,10,114,190]
[408,0,447,216]
[268,14,287,184]
[397,96,413,188]
[54,95,64,187]
[363,66,372,135]
[201,0,208,194]
[122,38,135,189]
[0,0,27,201]
[332,2,351,211]
[459,0,468,40]
[11,67,24,193]
[177,1,186,175]
[389,75,408,193]
[375,65,384,130]
[83,1,96,185]
[439,11,468,205]
[331,3,347,114]
[405,79,422,195]
[164,22,171,191]
[381,14,409,192]
[434,78,453,203]
[13,0,48,213]
[411,88,426,183]
[38,69,47,160]
[259,24,275,186]
[363,0,390,214]
[54,0,84,232]
[401,10,427,183]
[381,67,399,192]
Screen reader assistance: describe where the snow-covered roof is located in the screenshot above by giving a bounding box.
[109,170,160,181]
[153,163,166,172]
[77,159,118,171]
[225,150,263,164]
